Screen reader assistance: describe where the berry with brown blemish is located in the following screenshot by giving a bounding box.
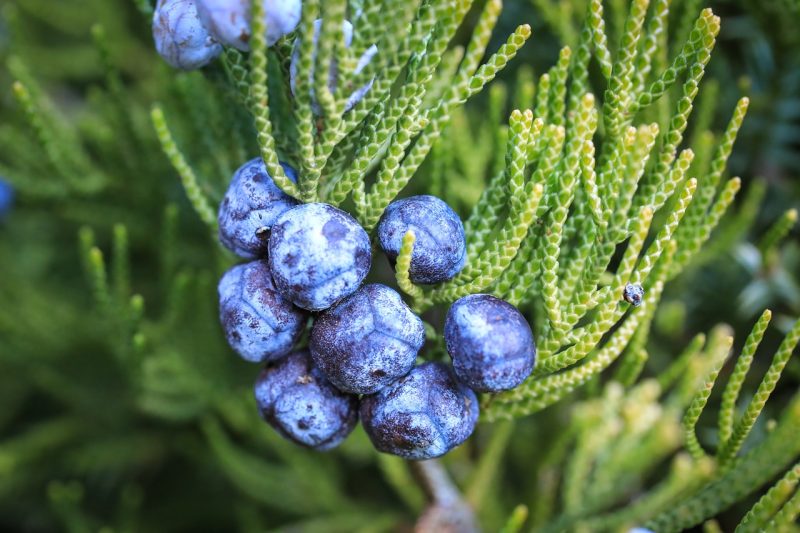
[254,350,358,450]
[218,259,308,362]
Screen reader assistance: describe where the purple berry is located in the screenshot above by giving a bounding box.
[360,362,479,460]
[377,195,466,285]
[218,158,300,259]
[218,259,308,363]
[254,350,359,450]
[310,284,425,395]
[289,19,378,114]
[268,203,371,311]
[444,294,536,393]
[152,0,223,70]
[195,0,301,51]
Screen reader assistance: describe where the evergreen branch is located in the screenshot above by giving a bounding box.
[291,0,319,183]
[631,0,669,96]
[384,24,532,222]
[629,9,717,115]
[646,390,800,532]
[602,0,649,136]
[758,208,798,258]
[533,73,551,121]
[682,333,732,460]
[395,231,425,301]
[718,316,800,467]
[548,47,572,127]
[151,106,217,230]
[764,484,800,532]
[736,463,800,533]
[718,309,772,449]
[588,0,612,80]
[249,0,301,199]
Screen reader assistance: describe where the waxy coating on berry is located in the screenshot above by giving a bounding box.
[360,362,479,460]
[623,283,645,307]
[268,203,371,311]
[310,284,425,395]
[196,0,301,51]
[290,19,378,115]
[218,158,300,259]
[444,294,536,393]
[218,260,308,363]
[377,195,466,285]
[152,0,223,70]
[0,178,13,218]
[254,350,359,450]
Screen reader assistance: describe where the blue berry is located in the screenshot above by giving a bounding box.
[0,178,14,218]
[444,294,536,393]
[218,158,300,259]
[218,259,307,362]
[268,203,371,311]
[196,0,301,51]
[152,0,223,70]
[360,362,479,460]
[377,195,466,285]
[254,350,359,450]
[310,284,425,395]
[623,283,644,307]
[290,19,378,114]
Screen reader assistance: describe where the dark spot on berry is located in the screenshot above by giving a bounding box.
[283,253,299,268]
[322,218,348,242]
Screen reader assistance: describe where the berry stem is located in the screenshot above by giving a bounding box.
[410,459,479,533]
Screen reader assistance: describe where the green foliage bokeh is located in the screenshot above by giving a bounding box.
[0,1,799,532]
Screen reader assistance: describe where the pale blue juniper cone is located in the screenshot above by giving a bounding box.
[195,0,301,51]
[218,259,308,363]
[254,350,359,450]
[377,195,466,285]
[218,158,300,259]
[289,19,378,115]
[310,284,425,395]
[623,282,645,307]
[360,362,479,460]
[444,294,536,393]
[152,0,223,70]
[268,203,371,311]
[0,178,13,219]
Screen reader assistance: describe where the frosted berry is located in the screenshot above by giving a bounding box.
[268,203,371,311]
[444,294,536,393]
[310,284,425,395]
[218,259,307,363]
[0,178,13,218]
[377,195,466,285]
[360,362,479,460]
[152,0,223,70]
[195,0,301,51]
[218,158,300,259]
[290,19,378,114]
[623,283,644,307]
[254,350,358,450]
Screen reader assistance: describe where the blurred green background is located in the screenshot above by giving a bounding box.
[0,0,798,531]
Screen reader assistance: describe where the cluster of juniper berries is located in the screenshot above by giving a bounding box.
[150,0,649,460]
[212,154,537,459]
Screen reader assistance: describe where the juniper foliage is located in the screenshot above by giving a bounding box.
[0,0,798,531]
